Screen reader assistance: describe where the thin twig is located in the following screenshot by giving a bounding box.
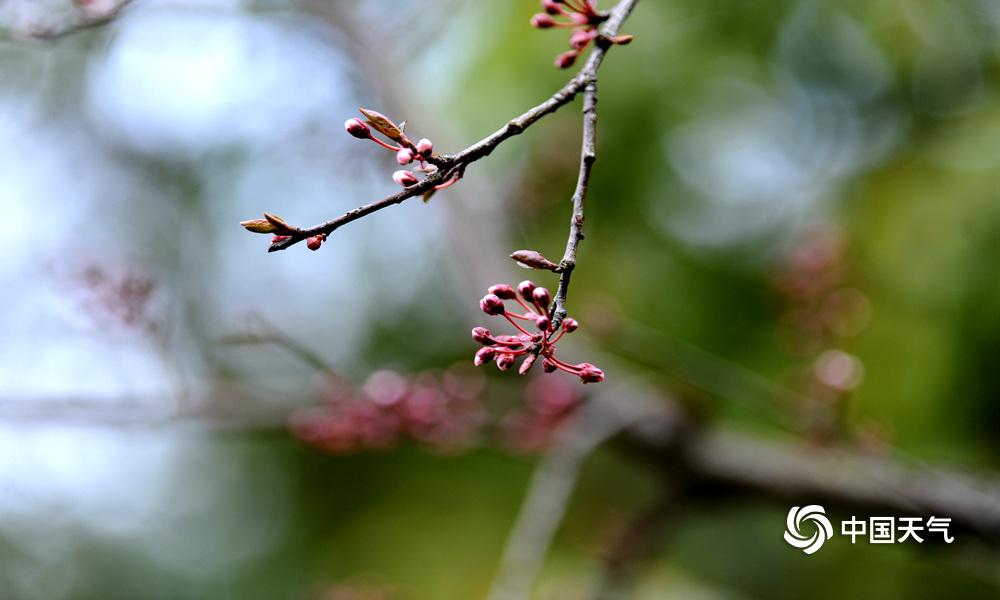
[549,78,598,330]
[265,0,641,253]
[219,331,332,373]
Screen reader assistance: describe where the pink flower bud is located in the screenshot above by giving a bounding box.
[415,138,433,155]
[561,317,578,333]
[271,235,290,243]
[396,148,414,165]
[532,286,551,308]
[479,293,505,316]
[569,29,594,50]
[471,327,495,345]
[531,13,556,28]
[392,170,420,187]
[345,118,370,139]
[518,280,537,301]
[554,50,578,69]
[542,0,561,15]
[489,284,517,300]
[474,347,496,366]
[576,363,604,384]
[535,315,550,331]
[496,353,515,371]
[542,358,558,373]
[519,354,537,375]
[306,235,323,251]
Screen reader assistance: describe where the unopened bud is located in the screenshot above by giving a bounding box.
[488,284,517,300]
[569,29,594,50]
[471,327,494,345]
[562,317,578,333]
[392,170,420,187]
[263,212,294,235]
[358,108,403,142]
[306,235,323,251]
[542,358,558,373]
[396,148,414,165]
[542,0,561,15]
[576,362,604,384]
[609,34,634,45]
[535,315,550,331]
[474,347,496,366]
[480,294,505,316]
[415,138,433,155]
[531,13,556,28]
[510,249,559,271]
[240,219,275,234]
[519,354,537,375]
[495,335,521,347]
[554,50,578,69]
[345,118,370,139]
[532,287,551,308]
[518,280,537,301]
[496,353,515,371]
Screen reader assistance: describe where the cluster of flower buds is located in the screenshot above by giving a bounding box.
[498,375,582,452]
[69,262,160,335]
[771,224,873,445]
[473,280,604,383]
[344,108,459,192]
[530,0,632,68]
[290,367,487,455]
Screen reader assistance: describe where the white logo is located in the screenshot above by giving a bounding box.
[784,505,834,554]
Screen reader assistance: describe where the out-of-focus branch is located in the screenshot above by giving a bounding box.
[488,371,1000,600]
[657,426,1000,539]
[487,377,674,600]
[587,494,677,600]
[10,0,133,41]
[616,401,1000,542]
[220,315,334,373]
[262,0,640,253]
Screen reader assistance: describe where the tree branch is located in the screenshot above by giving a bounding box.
[618,401,1000,542]
[487,376,664,600]
[10,0,134,41]
[549,78,597,330]
[486,369,1000,600]
[544,0,644,332]
[263,0,641,253]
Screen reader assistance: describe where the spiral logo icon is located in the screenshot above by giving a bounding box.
[784,505,833,554]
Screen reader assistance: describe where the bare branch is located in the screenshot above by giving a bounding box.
[542,0,641,331]
[549,78,598,330]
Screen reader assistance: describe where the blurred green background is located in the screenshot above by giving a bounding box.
[2,0,1000,598]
